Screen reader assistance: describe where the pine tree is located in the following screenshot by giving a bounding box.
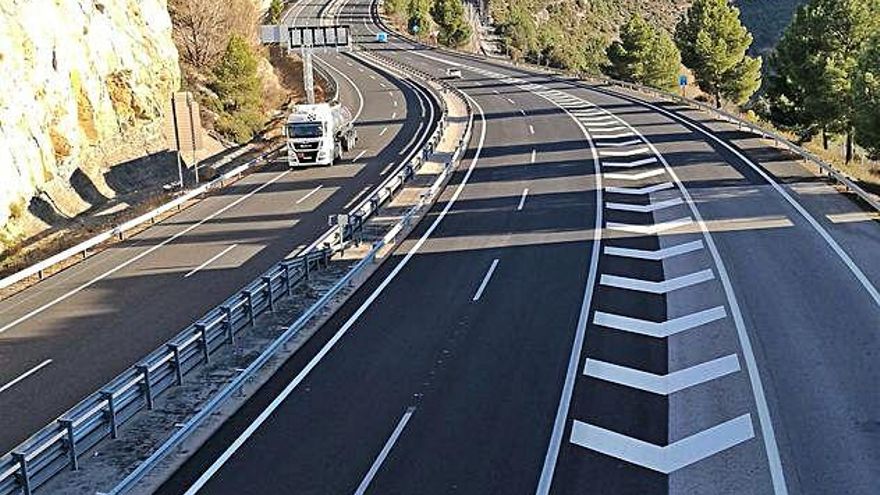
[498,6,537,62]
[674,0,762,107]
[211,35,264,143]
[854,34,880,157]
[407,0,430,36]
[269,0,284,24]
[606,15,681,91]
[764,0,880,161]
[430,0,472,48]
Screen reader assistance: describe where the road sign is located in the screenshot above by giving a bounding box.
[377,32,388,43]
[288,25,351,48]
[678,74,688,87]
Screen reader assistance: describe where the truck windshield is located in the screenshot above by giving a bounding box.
[288,123,323,138]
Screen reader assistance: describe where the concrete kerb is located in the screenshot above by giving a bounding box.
[39,57,472,495]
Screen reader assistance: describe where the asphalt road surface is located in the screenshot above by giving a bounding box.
[155,0,880,494]
[19,0,880,493]
[0,14,441,453]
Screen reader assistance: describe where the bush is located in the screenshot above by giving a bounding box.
[209,35,265,143]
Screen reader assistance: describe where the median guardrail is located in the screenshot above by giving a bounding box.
[0,246,329,495]
[0,42,474,495]
[373,3,880,215]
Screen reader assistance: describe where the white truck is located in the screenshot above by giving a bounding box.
[283,103,357,167]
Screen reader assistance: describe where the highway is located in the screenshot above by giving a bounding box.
[9,0,880,492]
[151,0,880,494]
[0,17,442,453]
[149,0,880,493]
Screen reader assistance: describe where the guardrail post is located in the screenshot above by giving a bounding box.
[13,452,31,495]
[196,324,210,364]
[245,291,255,326]
[168,344,183,385]
[59,418,79,470]
[263,276,275,312]
[302,258,311,282]
[223,306,235,345]
[137,364,154,410]
[101,390,119,439]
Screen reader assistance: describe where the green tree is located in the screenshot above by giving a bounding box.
[854,34,880,157]
[430,0,472,48]
[407,0,431,36]
[606,15,681,90]
[674,0,762,107]
[210,34,264,143]
[497,6,537,62]
[764,0,880,161]
[268,0,284,24]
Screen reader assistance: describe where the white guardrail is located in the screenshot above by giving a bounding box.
[375,7,880,215]
[0,45,474,495]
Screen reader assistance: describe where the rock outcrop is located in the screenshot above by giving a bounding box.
[0,0,180,243]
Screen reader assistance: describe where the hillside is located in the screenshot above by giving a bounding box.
[488,0,804,72]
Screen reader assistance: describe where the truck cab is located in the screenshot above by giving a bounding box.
[284,103,356,167]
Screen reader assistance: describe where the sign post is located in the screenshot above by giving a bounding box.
[678,74,688,98]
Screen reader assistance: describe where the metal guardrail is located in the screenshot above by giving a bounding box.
[0,42,474,495]
[0,146,284,292]
[374,6,880,214]
[103,50,475,495]
[0,247,329,495]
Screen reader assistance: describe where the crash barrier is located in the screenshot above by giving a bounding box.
[0,40,475,495]
[0,247,330,495]
[372,3,880,214]
[105,48,475,495]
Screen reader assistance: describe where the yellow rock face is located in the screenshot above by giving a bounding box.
[0,0,181,230]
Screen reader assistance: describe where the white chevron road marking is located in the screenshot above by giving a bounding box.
[593,306,727,338]
[604,240,704,260]
[596,139,643,148]
[604,168,666,181]
[592,132,636,140]
[606,217,692,235]
[603,157,659,168]
[583,354,741,395]
[570,414,754,474]
[600,147,650,157]
[606,198,684,212]
[600,269,715,294]
[605,182,674,195]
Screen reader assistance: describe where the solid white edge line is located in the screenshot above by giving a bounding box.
[472,258,500,301]
[295,185,324,205]
[0,359,53,395]
[353,407,416,495]
[584,88,790,494]
[181,93,486,495]
[183,244,238,279]
[0,170,291,335]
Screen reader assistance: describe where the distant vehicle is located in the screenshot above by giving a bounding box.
[284,103,357,167]
[446,68,463,79]
[376,32,388,43]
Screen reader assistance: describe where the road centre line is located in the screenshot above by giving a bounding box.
[517,188,529,211]
[392,111,397,119]
[506,98,516,104]
[380,162,396,175]
[520,109,527,116]
[296,185,323,204]
[472,259,500,301]
[184,244,238,279]
[379,126,388,136]
[0,170,292,335]
[529,125,535,135]
[531,149,536,164]
[353,150,368,162]
[180,95,487,495]
[353,407,416,495]
[0,359,53,395]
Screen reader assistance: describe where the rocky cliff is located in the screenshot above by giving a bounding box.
[0,0,180,243]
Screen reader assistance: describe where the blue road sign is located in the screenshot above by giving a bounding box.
[679,74,688,87]
[377,32,388,42]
